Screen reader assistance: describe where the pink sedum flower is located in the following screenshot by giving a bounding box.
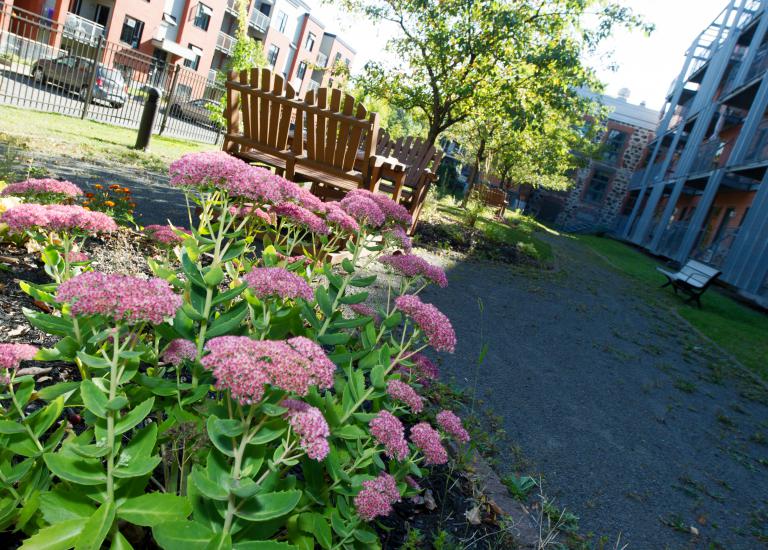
[370,410,409,461]
[56,272,181,325]
[274,203,330,235]
[324,202,360,233]
[244,267,313,301]
[1,178,83,199]
[0,343,38,370]
[386,379,424,414]
[283,399,330,461]
[229,205,275,225]
[202,336,335,405]
[169,151,251,189]
[412,353,439,383]
[349,302,380,322]
[436,410,470,444]
[384,226,412,253]
[395,295,456,353]
[405,475,421,490]
[162,339,197,366]
[354,473,401,521]
[144,224,191,246]
[378,254,448,288]
[345,189,411,227]
[225,166,283,203]
[1,204,116,233]
[339,194,385,228]
[410,422,448,465]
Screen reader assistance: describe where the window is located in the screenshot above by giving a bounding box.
[276,10,287,33]
[267,44,279,68]
[334,52,341,64]
[602,129,628,164]
[296,61,307,80]
[184,45,202,71]
[305,32,316,52]
[584,169,612,204]
[120,16,144,48]
[194,3,212,31]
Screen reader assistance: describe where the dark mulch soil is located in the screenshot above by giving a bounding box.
[414,220,541,267]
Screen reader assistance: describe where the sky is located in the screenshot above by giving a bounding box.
[309,0,730,112]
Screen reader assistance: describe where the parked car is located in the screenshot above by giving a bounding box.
[30,55,128,108]
[168,98,221,129]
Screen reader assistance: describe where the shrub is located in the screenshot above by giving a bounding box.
[0,151,470,549]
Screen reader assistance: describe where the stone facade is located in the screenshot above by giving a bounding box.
[557,122,654,233]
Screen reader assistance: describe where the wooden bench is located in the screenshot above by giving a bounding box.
[479,186,508,218]
[374,132,444,234]
[292,87,381,200]
[657,259,721,308]
[223,68,298,178]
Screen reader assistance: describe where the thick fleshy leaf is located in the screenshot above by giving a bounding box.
[19,519,85,550]
[151,520,213,550]
[44,452,106,485]
[75,501,115,550]
[117,493,191,526]
[81,380,108,419]
[234,490,301,522]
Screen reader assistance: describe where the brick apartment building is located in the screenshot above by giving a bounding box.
[554,90,658,233]
[3,0,355,89]
[620,0,768,307]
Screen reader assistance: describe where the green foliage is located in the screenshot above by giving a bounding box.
[343,0,651,190]
[2,159,468,548]
[502,474,537,501]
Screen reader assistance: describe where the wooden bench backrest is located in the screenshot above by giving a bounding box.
[680,259,721,288]
[376,131,444,189]
[479,186,507,207]
[294,87,378,176]
[225,68,297,152]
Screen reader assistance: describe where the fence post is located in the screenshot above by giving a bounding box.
[158,64,180,136]
[135,87,161,150]
[80,35,104,120]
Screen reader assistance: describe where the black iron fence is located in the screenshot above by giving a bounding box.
[0,3,224,144]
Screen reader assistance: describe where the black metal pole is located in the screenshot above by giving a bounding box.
[135,87,161,151]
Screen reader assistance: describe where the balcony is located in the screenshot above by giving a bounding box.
[226,0,237,15]
[216,32,235,55]
[745,44,768,83]
[249,10,269,33]
[743,120,768,164]
[208,68,219,82]
[316,52,328,68]
[63,12,104,45]
[690,139,728,174]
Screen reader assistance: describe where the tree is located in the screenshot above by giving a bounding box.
[341,0,650,148]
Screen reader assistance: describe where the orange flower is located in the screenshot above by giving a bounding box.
[104,200,116,207]
[129,202,137,208]
[109,184,120,190]
[82,206,91,210]
[94,184,103,189]
[84,192,94,198]
[122,187,131,193]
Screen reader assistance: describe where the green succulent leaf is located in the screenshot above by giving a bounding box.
[152,520,214,550]
[75,501,115,550]
[19,518,85,550]
[117,493,192,526]
[234,490,302,522]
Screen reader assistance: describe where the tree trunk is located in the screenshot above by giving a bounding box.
[461,137,486,207]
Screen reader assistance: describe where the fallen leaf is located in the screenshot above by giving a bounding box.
[465,506,482,525]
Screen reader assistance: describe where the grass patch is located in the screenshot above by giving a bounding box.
[432,200,553,262]
[579,235,768,379]
[0,105,214,173]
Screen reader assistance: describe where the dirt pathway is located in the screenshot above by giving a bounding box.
[418,235,768,549]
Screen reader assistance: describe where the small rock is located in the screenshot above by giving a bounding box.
[465,505,482,525]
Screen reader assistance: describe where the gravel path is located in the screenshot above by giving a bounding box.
[417,236,768,549]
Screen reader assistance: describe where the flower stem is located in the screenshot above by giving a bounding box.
[7,374,43,452]
[105,328,121,502]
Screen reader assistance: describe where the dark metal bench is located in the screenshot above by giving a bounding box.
[657,259,721,308]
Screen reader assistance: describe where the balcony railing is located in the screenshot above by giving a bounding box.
[745,45,768,83]
[226,0,237,15]
[216,32,235,55]
[693,227,739,269]
[743,121,768,164]
[208,68,219,82]
[63,12,105,44]
[249,10,269,32]
[691,139,727,173]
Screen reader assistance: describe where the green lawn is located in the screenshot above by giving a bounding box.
[0,105,214,173]
[432,202,554,262]
[579,235,768,379]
